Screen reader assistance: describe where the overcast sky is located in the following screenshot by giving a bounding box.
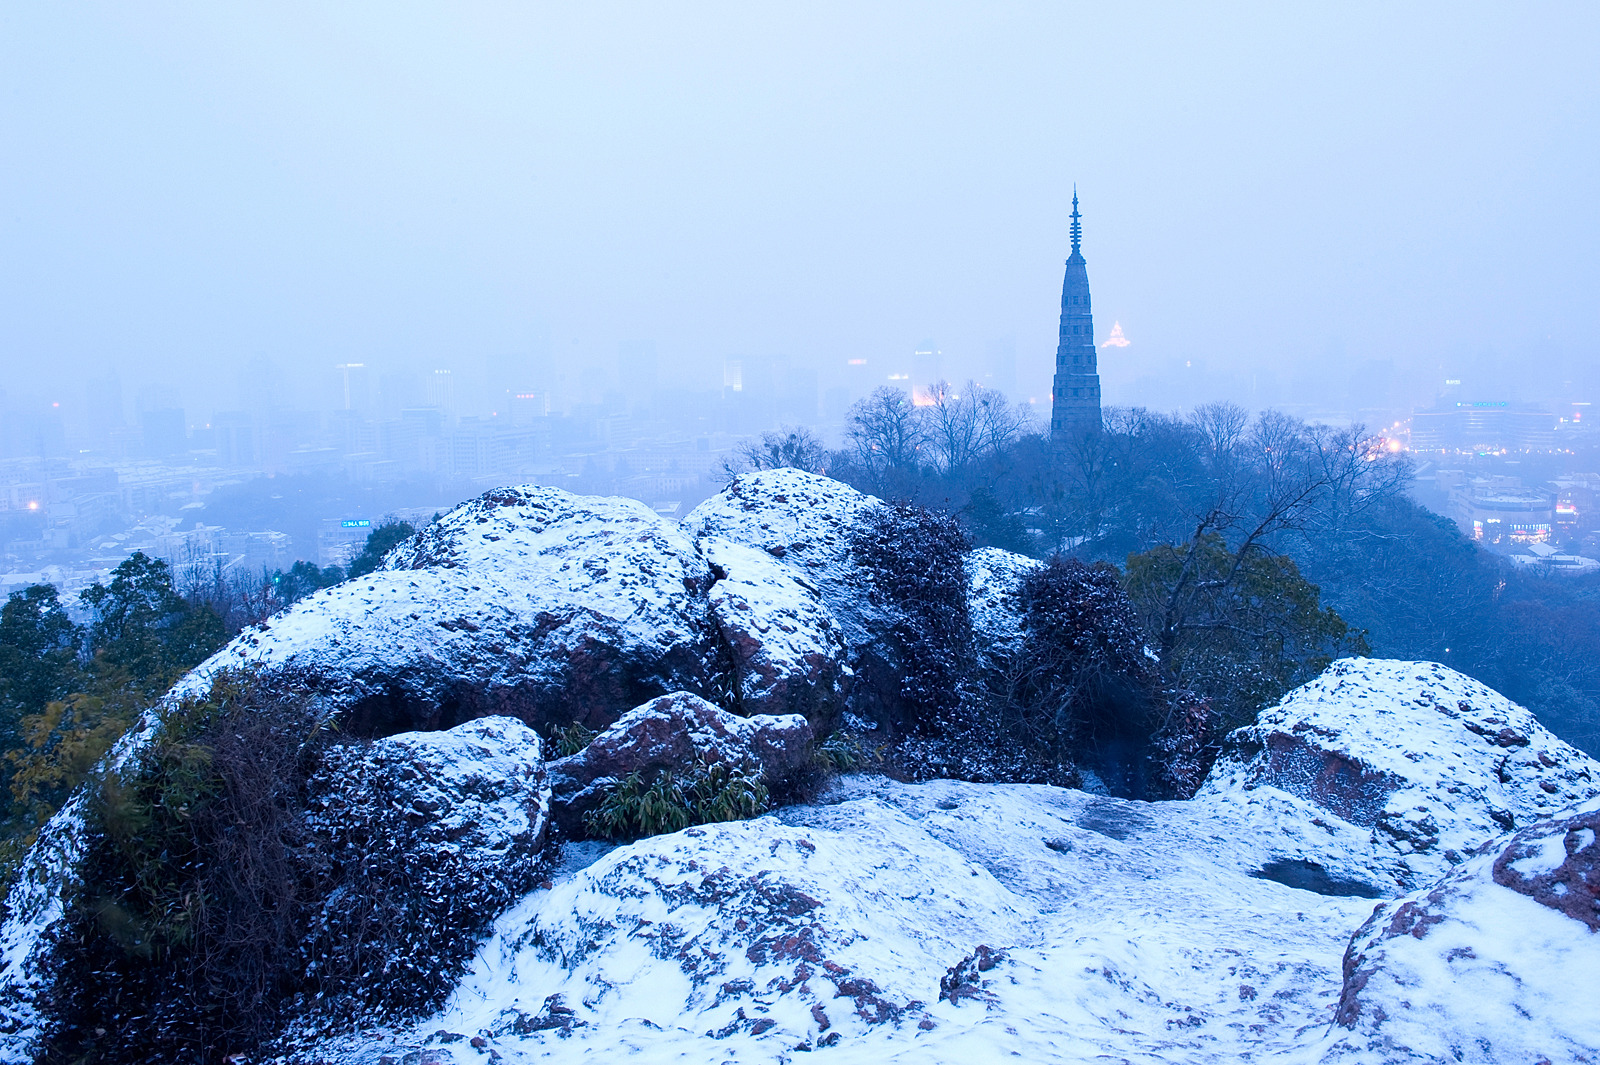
[3,2,1597,418]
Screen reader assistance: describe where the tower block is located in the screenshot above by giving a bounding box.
[1050,189,1103,441]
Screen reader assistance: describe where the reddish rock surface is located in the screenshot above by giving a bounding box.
[545,692,815,832]
[699,537,850,728]
[1329,798,1600,1062]
[1492,804,1600,931]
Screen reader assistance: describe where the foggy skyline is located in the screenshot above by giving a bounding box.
[3,3,1598,422]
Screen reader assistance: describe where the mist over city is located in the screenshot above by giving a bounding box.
[4,4,1598,575]
[2,6,1599,1064]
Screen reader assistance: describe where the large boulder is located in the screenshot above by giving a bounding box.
[1199,658,1600,888]
[185,485,717,734]
[683,469,888,651]
[546,691,815,833]
[699,537,850,726]
[308,716,552,883]
[963,546,1041,668]
[340,774,1376,1063]
[402,794,1035,1055]
[687,471,977,737]
[1327,797,1600,1063]
[0,717,551,1061]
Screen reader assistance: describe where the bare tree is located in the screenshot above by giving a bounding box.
[925,381,979,472]
[973,385,1034,456]
[723,425,830,481]
[926,380,1034,474]
[845,386,927,479]
[1190,401,1251,469]
[180,557,283,633]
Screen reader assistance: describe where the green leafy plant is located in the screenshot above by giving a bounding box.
[553,722,598,758]
[584,759,769,841]
[815,730,875,773]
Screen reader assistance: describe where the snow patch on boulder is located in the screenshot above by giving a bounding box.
[964,546,1039,666]
[683,470,887,650]
[1199,658,1600,888]
[440,798,1030,1047]
[332,776,1385,1064]
[1325,796,1600,1064]
[180,485,717,733]
[699,536,849,724]
[311,716,551,869]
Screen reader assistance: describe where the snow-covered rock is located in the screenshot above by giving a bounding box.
[297,658,1600,1065]
[699,536,850,724]
[14,652,1599,1064]
[0,717,552,1061]
[185,485,717,733]
[1327,796,1600,1064]
[1199,658,1600,888]
[683,469,887,651]
[311,764,1600,1065]
[323,776,1390,1064]
[964,545,1040,666]
[545,692,814,833]
[310,716,551,876]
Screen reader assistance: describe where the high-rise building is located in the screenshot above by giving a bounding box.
[1050,189,1102,441]
[912,343,943,405]
[336,363,371,412]
[426,369,456,422]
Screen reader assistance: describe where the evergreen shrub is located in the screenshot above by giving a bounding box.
[585,760,769,841]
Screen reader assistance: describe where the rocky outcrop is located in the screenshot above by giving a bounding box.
[1199,657,1599,887]
[1493,800,1600,930]
[964,546,1040,667]
[309,716,551,879]
[699,537,850,726]
[185,485,718,735]
[688,471,984,738]
[292,718,553,1015]
[407,790,1036,1057]
[546,692,815,833]
[340,772,1393,1064]
[1329,797,1600,1063]
[0,717,552,1062]
[684,470,887,651]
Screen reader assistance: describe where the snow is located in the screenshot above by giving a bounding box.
[172,484,716,729]
[698,536,850,720]
[1325,795,1600,1064]
[683,469,888,650]
[963,546,1040,664]
[304,660,1600,1065]
[325,776,1383,1063]
[1200,657,1599,889]
[319,717,551,864]
[4,469,1600,1063]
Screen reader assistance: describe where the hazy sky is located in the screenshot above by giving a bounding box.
[3,3,1597,417]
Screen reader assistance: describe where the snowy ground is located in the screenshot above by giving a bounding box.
[321,776,1395,1065]
[298,658,1600,1065]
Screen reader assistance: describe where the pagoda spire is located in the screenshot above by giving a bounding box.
[1070,185,1082,255]
[1051,184,1101,441]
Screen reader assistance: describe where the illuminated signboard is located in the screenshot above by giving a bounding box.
[341,519,371,529]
